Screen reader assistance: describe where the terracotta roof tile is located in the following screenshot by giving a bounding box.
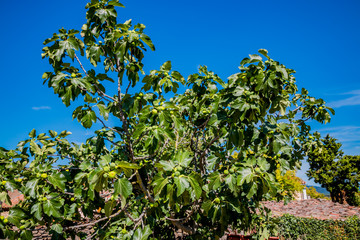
[1,190,24,209]
[263,199,360,220]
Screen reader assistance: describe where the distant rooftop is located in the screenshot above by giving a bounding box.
[263,199,360,220]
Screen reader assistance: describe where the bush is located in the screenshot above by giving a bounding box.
[306,186,330,200]
[272,214,360,240]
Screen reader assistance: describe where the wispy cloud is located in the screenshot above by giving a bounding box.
[317,126,360,142]
[316,126,360,155]
[328,90,360,108]
[32,106,51,110]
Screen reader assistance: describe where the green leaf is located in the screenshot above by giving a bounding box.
[174,150,192,167]
[140,33,155,51]
[257,158,270,171]
[8,208,26,226]
[30,140,42,155]
[104,200,116,217]
[0,191,11,205]
[152,177,168,196]
[249,54,262,62]
[25,179,39,198]
[43,198,62,218]
[50,224,63,234]
[237,168,253,185]
[48,172,66,191]
[225,174,237,193]
[31,202,42,220]
[160,61,172,71]
[114,178,132,199]
[157,160,175,171]
[74,172,88,183]
[133,123,146,139]
[29,129,36,138]
[202,200,213,214]
[133,225,152,240]
[20,230,33,240]
[49,130,58,138]
[188,174,202,199]
[116,161,140,169]
[258,49,269,59]
[95,8,117,24]
[246,184,258,199]
[206,154,218,170]
[174,176,190,197]
[108,0,125,7]
[81,109,96,128]
[208,172,222,190]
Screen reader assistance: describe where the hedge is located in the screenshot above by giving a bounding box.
[271,214,360,240]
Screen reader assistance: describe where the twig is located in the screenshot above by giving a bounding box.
[64,207,125,230]
[74,54,88,76]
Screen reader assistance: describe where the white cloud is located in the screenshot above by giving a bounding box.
[315,126,360,155]
[32,106,51,110]
[328,90,360,108]
[316,126,360,143]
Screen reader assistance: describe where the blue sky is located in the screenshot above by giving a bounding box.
[0,0,359,185]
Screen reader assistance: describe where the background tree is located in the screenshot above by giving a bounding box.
[306,186,329,200]
[0,0,334,239]
[275,170,304,200]
[307,135,360,205]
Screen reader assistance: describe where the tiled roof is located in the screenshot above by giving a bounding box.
[262,199,360,220]
[1,190,24,209]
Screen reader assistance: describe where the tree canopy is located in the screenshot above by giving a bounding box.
[0,0,334,239]
[307,135,360,206]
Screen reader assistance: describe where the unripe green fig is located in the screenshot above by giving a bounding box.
[103,166,110,172]
[108,171,116,179]
[71,73,76,78]
[214,197,220,204]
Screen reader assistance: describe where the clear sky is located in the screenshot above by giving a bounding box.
[1,0,359,186]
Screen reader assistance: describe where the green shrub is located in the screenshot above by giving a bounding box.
[270,214,360,240]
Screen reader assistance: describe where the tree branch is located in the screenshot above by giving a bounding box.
[64,207,126,230]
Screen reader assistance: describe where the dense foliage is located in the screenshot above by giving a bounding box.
[306,186,329,200]
[307,135,360,206]
[276,170,304,200]
[272,214,360,240]
[0,0,334,239]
